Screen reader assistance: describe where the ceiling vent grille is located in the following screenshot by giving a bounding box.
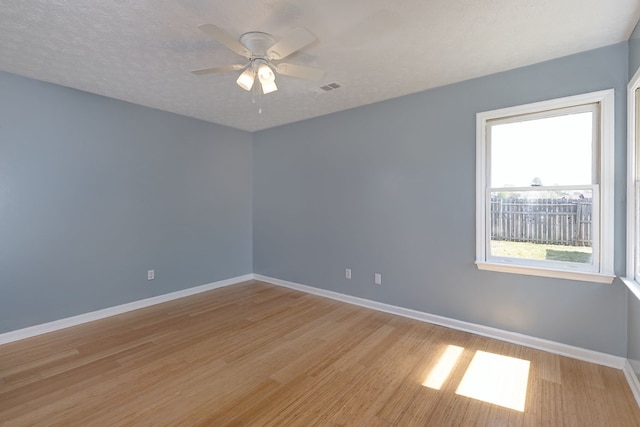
[312,82,343,94]
[320,82,342,91]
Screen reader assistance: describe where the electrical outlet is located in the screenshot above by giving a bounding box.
[374,273,382,285]
[345,268,352,279]
[147,270,155,281]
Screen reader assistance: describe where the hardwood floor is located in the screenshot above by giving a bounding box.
[1,280,639,426]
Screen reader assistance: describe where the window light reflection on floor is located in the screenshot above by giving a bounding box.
[455,350,530,412]
[422,345,464,390]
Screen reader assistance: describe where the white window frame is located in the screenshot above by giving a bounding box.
[476,90,615,284]
[624,69,640,300]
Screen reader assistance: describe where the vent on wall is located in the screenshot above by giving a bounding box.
[312,82,343,94]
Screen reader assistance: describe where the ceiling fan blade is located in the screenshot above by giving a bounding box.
[190,64,246,76]
[274,63,325,81]
[198,24,251,58]
[267,27,317,61]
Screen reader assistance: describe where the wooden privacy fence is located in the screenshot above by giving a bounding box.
[490,197,592,246]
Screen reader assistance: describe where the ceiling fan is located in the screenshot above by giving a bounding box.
[191,24,325,95]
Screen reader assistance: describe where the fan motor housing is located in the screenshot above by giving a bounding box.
[239,32,275,57]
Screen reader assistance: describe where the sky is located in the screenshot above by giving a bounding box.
[490,112,593,188]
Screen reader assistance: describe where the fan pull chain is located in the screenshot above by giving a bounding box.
[253,83,263,114]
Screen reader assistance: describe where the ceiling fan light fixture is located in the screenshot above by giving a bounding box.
[257,62,278,94]
[257,62,274,81]
[236,68,255,91]
[260,79,278,94]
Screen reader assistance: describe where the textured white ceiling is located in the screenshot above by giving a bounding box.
[1,0,639,132]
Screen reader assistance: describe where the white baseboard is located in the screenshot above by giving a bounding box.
[0,274,253,346]
[254,274,626,370]
[623,360,640,407]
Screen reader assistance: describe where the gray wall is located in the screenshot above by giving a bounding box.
[629,17,640,378]
[253,43,629,356]
[630,18,640,78]
[0,71,253,333]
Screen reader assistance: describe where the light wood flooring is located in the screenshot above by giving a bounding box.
[1,280,639,426]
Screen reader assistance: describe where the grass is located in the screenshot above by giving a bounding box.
[490,240,592,263]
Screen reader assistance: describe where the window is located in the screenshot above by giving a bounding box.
[625,71,640,300]
[476,90,614,283]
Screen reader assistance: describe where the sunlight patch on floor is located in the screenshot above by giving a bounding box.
[455,350,530,412]
[422,345,464,390]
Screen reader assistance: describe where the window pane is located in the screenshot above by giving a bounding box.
[489,189,593,264]
[490,112,593,187]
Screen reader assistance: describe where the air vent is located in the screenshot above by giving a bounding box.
[312,82,343,94]
[320,82,342,91]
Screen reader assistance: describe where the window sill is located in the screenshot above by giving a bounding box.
[476,261,615,284]
[621,278,640,301]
